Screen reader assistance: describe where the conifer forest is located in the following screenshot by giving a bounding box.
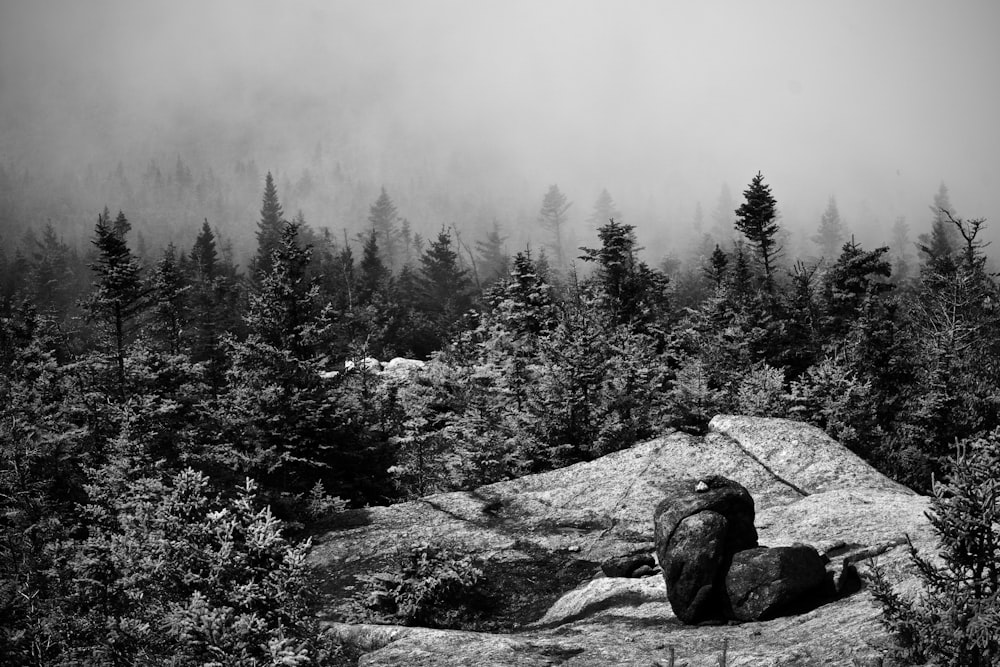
[2,1,1000,665]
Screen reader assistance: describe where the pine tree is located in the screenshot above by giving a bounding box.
[587,188,621,229]
[821,239,893,340]
[488,247,557,338]
[579,219,671,330]
[149,244,188,355]
[187,222,224,372]
[29,223,77,318]
[399,218,415,267]
[358,228,390,305]
[253,172,284,279]
[191,219,218,281]
[475,220,509,286]
[84,210,146,396]
[813,196,847,260]
[418,228,472,344]
[918,183,961,273]
[869,431,1000,666]
[710,183,736,243]
[735,172,781,293]
[705,244,729,289]
[890,216,913,284]
[246,220,319,359]
[369,187,400,271]
[538,185,572,267]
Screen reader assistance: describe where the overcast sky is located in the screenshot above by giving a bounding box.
[2,0,999,247]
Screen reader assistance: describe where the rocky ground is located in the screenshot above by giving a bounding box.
[306,415,936,666]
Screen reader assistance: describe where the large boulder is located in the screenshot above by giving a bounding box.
[654,475,758,622]
[725,544,828,621]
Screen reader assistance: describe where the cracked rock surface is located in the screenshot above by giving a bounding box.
[308,415,934,666]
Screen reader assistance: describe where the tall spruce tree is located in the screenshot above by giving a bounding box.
[368,187,400,271]
[735,172,781,293]
[918,183,961,274]
[587,188,622,229]
[358,228,390,305]
[253,171,284,279]
[710,183,737,243]
[419,228,472,344]
[539,185,571,267]
[813,196,847,260]
[247,219,318,359]
[148,243,188,355]
[475,220,509,286]
[84,209,146,396]
[579,219,670,328]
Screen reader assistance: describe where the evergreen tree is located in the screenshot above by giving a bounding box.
[538,185,571,267]
[368,187,400,271]
[706,244,729,289]
[475,220,509,286]
[821,239,893,339]
[253,171,284,279]
[918,183,961,273]
[870,430,1000,666]
[579,218,670,327]
[812,196,847,260]
[710,183,736,243]
[587,188,622,229]
[735,172,781,293]
[191,219,218,280]
[890,216,913,285]
[358,228,390,305]
[246,220,321,359]
[399,218,415,267]
[83,210,146,397]
[149,243,188,355]
[29,222,78,319]
[418,228,472,346]
[487,247,557,338]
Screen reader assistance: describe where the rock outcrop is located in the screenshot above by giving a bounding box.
[308,415,935,666]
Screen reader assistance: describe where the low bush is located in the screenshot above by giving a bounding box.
[354,542,486,628]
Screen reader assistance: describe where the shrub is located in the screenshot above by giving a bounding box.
[868,430,1000,666]
[354,542,485,628]
[27,465,339,666]
[736,362,788,417]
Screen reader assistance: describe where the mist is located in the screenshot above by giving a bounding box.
[2,0,999,262]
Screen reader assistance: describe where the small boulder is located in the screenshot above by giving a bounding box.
[725,544,828,621]
[653,476,758,623]
[631,564,657,578]
[601,553,656,578]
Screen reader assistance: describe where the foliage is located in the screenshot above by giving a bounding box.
[665,356,727,433]
[354,542,485,628]
[788,356,877,455]
[869,430,1000,666]
[3,466,338,666]
[735,363,788,418]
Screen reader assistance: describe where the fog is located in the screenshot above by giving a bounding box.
[2,0,999,261]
